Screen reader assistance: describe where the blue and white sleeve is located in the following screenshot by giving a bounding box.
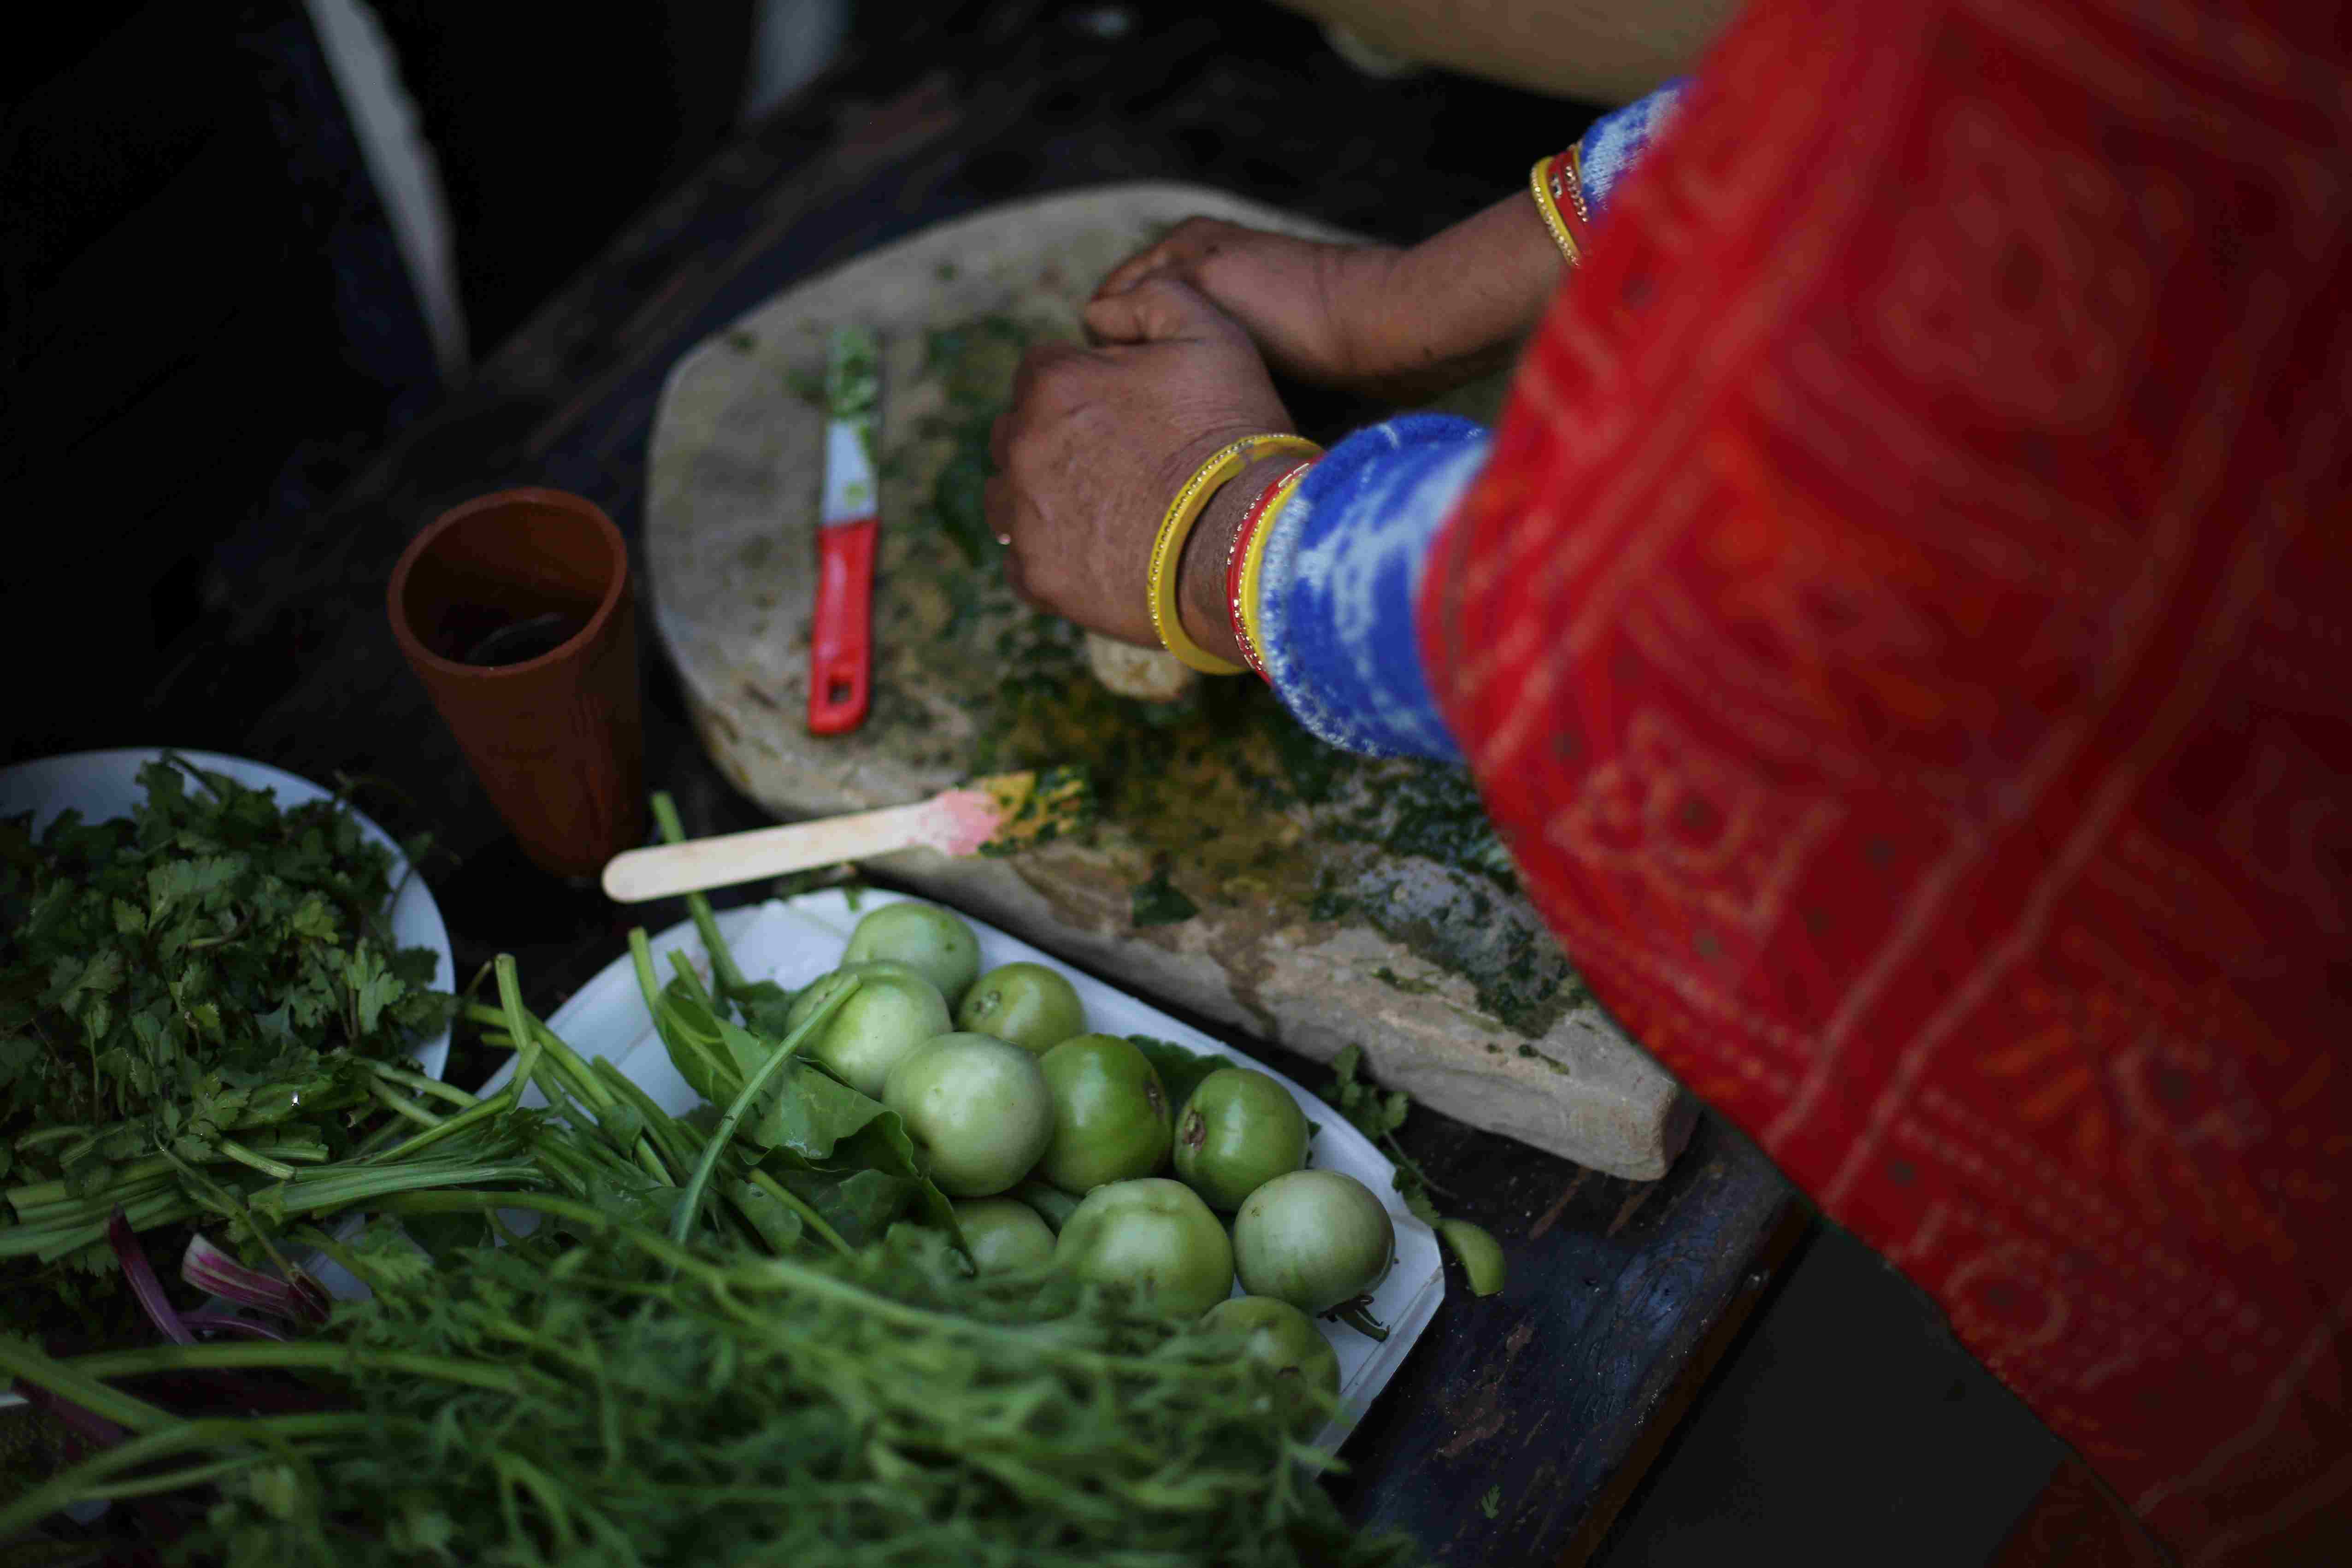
[1252,84,1686,761]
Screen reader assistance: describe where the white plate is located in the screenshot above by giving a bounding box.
[482,887,1445,1454]
[0,749,454,1081]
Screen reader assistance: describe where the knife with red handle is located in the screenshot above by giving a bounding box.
[808,324,880,736]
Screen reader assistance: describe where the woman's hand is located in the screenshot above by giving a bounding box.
[1094,219,1398,392]
[987,278,1299,662]
[1095,192,1572,403]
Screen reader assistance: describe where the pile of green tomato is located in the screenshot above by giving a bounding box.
[794,900,1404,1414]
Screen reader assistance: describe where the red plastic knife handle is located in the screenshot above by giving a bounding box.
[807,517,877,735]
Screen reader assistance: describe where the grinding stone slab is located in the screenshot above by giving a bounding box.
[645,182,1693,1180]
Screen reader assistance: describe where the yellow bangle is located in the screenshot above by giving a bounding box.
[1237,461,1311,675]
[1148,434,1321,674]
[1529,154,1581,267]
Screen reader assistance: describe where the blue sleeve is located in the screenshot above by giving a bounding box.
[1258,415,1489,761]
[1255,82,1687,760]
[1579,83,1686,215]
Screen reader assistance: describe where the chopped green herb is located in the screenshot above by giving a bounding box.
[1479,1485,1503,1520]
[1130,866,1198,928]
[1372,966,1439,996]
[785,366,828,407]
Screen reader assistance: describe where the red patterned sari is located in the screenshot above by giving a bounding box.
[1422,0,2351,1558]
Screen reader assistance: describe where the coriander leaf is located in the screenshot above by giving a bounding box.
[348,950,404,1037]
[289,896,340,945]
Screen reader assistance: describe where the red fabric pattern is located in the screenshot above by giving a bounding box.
[1420,0,2352,1559]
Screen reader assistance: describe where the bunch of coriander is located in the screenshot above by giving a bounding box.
[0,757,458,1338]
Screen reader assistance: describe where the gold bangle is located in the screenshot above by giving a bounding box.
[1148,435,1321,674]
[1529,154,1581,267]
[1237,460,1310,676]
[1565,143,1591,226]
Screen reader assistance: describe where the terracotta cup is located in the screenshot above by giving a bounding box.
[387,488,645,879]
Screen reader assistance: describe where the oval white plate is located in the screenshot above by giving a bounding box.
[0,749,454,1080]
[482,887,1445,1455]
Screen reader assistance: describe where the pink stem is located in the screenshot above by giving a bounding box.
[108,1209,194,1345]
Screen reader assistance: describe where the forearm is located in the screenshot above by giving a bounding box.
[1336,82,1692,394]
[1336,195,1562,398]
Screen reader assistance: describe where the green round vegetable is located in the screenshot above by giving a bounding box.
[1199,1295,1340,1427]
[1232,1169,1394,1315]
[882,1032,1053,1197]
[784,966,951,1099]
[1170,1067,1310,1210]
[956,961,1087,1054]
[843,902,981,1008]
[1055,1177,1233,1317]
[952,1197,1057,1273]
[1037,1034,1171,1194]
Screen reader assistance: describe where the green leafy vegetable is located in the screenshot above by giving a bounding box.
[0,757,460,1339]
[0,1199,1422,1565]
[1480,1485,1502,1520]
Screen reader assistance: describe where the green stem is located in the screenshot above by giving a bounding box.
[0,1412,383,1538]
[667,978,857,1249]
[365,1076,447,1128]
[6,1151,175,1202]
[591,1060,695,1180]
[7,1170,174,1224]
[6,1196,197,1262]
[743,1168,852,1258]
[361,1058,482,1108]
[254,1161,548,1214]
[0,1337,183,1432]
[215,1138,299,1181]
[667,948,718,1011]
[1333,1298,1391,1343]
[361,955,541,1164]
[652,790,752,997]
[471,1002,676,1183]
[630,929,732,1095]
[41,1341,524,1395]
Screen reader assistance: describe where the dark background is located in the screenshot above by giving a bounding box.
[1,2,2061,1559]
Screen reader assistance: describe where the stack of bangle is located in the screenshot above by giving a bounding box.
[1147,434,1321,674]
[1529,145,1593,267]
[1224,458,1316,681]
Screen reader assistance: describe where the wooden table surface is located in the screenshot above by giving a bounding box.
[27,3,1799,1558]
